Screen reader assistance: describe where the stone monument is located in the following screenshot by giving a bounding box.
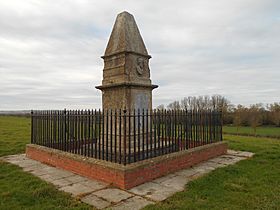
[96,11,158,111]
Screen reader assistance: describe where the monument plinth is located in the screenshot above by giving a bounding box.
[96,11,158,111]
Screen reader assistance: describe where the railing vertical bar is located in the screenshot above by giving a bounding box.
[164,110,167,154]
[180,110,183,151]
[42,111,45,146]
[133,109,136,163]
[58,110,60,150]
[128,109,131,164]
[161,110,164,155]
[148,109,155,156]
[31,110,34,144]
[91,109,94,157]
[97,109,101,159]
[110,109,113,161]
[220,110,223,141]
[49,110,52,148]
[45,111,48,146]
[184,109,188,150]
[82,110,85,156]
[114,109,117,162]
[49,110,51,147]
[119,109,122,164]
[142,109,145,160]
[87,109,90,156]
[77,110,81,155]
[63,109,66,151]
[41,111,44,146]
[68,110,71,153]
[72,110,75,154]
[124,110,127,165]
[94,109,98,158]
[153,109,157,157]
[60,110,63,150]
[106,110,109,161]
[147,109,149,159]
[137,109,140,162]
[102,109,105,160]
[38,111,40,145]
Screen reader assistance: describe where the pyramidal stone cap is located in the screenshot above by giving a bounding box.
[103,11,150,58]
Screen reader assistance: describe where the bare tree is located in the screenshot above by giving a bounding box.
[156,104,165,111]
[267,102,280,127]
[248,104,263,136]
[181,96,197,110]
[233,105,246,134]
[167,100,181,110]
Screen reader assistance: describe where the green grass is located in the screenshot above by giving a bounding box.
[223,125,280,138]
[0,116,31,156]
[1,116,280,209]
[0,116,91,210]
[0,162,90,210]
[144,135,280,210]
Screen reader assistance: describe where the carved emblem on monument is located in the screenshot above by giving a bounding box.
[136,57,144,76]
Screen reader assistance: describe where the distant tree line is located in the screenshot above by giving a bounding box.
[157,95,280,135]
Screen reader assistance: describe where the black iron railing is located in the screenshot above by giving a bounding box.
[31,109,222,165]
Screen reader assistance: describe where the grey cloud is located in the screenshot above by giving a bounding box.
[0,0,279,110]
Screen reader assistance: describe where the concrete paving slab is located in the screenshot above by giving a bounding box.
[2,154,25,161]
[51,178,74,187]
[129,182,178,201]
[60,183,95,196]
[14,160,39,168]
[227,150,239,155]
[47,168,74,178]
[81,194,111,209]
[38,173,63,182]
[220,154,240,159]
[30,169,49,176]
[175,168,198,177]
[208,157,231,165]
[219,157,246,165]
[79,180,107,191]
[110,196,154,210]
[152,174,177,184]
[93,188,133,203]
[235,151,254,158]
[199,161,225,169]
[22,163,45,172]
[154,175,189,191]
[65,175,89,183]
[192,164,215,174]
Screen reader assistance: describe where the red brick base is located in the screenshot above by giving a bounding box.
[26,142,227,189]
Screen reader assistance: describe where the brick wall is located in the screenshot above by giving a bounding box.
[26,142,227,189]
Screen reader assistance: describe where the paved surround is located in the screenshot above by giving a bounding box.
[2,150,253,210]
[26,142,227,189]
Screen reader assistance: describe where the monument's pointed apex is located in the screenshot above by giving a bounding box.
[104,12,149,57]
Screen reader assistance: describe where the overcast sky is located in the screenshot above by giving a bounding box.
[0,0,279,110]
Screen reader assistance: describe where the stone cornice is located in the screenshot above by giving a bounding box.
[101,51,152,59]
[95,82,158,90]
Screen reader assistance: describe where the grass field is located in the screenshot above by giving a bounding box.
[223,125,280,138]
[1,116,280,209]
[0,116,90,210]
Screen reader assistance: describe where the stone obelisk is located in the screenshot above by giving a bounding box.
[96,11,158,111]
